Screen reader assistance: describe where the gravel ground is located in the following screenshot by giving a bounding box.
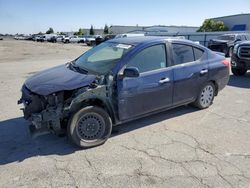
[0,39,250,188]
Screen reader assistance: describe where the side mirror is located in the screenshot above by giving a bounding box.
[121,67,140,78]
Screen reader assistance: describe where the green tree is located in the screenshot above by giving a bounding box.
[46,27,54,34]
[103,24,109,34]
[89,25,95,35]
[75,28,85,36]
[197,19,228,32]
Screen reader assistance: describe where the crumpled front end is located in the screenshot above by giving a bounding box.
[18,85,65,137]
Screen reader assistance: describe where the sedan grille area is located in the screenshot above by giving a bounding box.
[20,85,45,119]
[238,46,250,59]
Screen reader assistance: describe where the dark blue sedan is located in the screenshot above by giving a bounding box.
[19,37,230,148]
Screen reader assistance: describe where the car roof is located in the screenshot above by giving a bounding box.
[108,36,192,46]
[221,33,250,36]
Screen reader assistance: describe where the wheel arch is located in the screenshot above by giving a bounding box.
[69,97,116,124]
[209,80,219,96]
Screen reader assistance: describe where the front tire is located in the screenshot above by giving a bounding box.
[193,82,215,109]
[67,106,112,148]
[231,67,247,76]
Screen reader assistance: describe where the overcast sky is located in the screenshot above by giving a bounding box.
[0,0,249,34]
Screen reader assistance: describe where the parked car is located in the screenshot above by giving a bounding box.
[0,37,3,40]
[231,41,250,75]
[56,35,65,42]
[95,34,116,45]
[70,36,85,43]
[14,35,26,40]
[47,36,57,43]
[115,33,145,38]
[36,35,46,42]
[85,35,99,46]
[208,33,250,57]
[18,37,229,148]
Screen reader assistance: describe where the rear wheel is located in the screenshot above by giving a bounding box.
[231,67,247,76]
[193,82,215,109]
[67,106,112,148]
[228,47,233,57]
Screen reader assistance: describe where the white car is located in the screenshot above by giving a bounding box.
[69,36,85,43]
[56,35,65,42]
[115,33,145,38]
[64,36,85,43]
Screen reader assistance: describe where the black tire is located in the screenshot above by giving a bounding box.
[193,82,215,109]
[231,68,247,76]
[67,106,112,148]
[228,47,233,57]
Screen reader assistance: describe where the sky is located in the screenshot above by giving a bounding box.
[0,0,249,34]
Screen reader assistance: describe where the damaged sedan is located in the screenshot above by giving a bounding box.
[18,37,230,148]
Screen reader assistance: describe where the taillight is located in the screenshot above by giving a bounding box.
[221,59,230,67]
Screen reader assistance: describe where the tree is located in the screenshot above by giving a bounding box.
[89,25,95,35]
[74,28,85,36]
[103,24,109,34]
[197,19,228,32]
[46,27,54,34]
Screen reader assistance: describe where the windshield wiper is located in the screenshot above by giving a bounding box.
[69,61,88,74]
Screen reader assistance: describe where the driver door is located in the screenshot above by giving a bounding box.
[117,44,174,121]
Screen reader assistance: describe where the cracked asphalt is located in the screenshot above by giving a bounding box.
[0,39,250,188]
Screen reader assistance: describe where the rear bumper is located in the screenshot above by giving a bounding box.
[217,74,230,92]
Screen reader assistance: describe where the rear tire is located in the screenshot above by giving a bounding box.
[228,47,233,57]
[193,82,215,109]
[67,106,112,148]
[231,68,247,76]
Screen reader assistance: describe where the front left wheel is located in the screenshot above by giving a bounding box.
[67,106,112,148]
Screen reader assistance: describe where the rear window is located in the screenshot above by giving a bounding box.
[172,44,204,65]
[172,44,194,65]
[193,47,204,60]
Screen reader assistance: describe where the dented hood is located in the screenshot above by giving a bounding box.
[25,64,96,95]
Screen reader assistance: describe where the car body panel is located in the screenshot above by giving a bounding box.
[117,67,174,120]
[25,64,96,95]
[18,37,230,137]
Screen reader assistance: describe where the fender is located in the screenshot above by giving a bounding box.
[65,85,117,123]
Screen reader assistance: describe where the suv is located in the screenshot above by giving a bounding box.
[231,41,250,75]
[18,37,229,148]
[208,33,250,57]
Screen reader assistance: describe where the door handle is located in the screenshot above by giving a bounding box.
[159,77,170,84]
[200,69,208,75]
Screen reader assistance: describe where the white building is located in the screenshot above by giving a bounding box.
[211,13,250,31]
[109,25,199,35]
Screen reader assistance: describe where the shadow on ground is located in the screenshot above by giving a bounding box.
[0,106,197,165]
[228,72,250,89]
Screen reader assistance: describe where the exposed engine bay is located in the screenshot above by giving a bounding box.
[18,74,115,137]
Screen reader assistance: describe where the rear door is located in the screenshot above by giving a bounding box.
[171,43,209,105]
[117,43,173,121]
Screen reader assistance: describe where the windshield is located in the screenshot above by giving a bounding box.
[217,35,235,41]
[74,42,133,74]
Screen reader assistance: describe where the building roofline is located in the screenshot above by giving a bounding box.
[110,25,199,28]
[211,13,250,20]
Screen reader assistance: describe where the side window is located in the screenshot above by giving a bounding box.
[193,47,204,60]
[127,44,167,73]
[172,44,194,65]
